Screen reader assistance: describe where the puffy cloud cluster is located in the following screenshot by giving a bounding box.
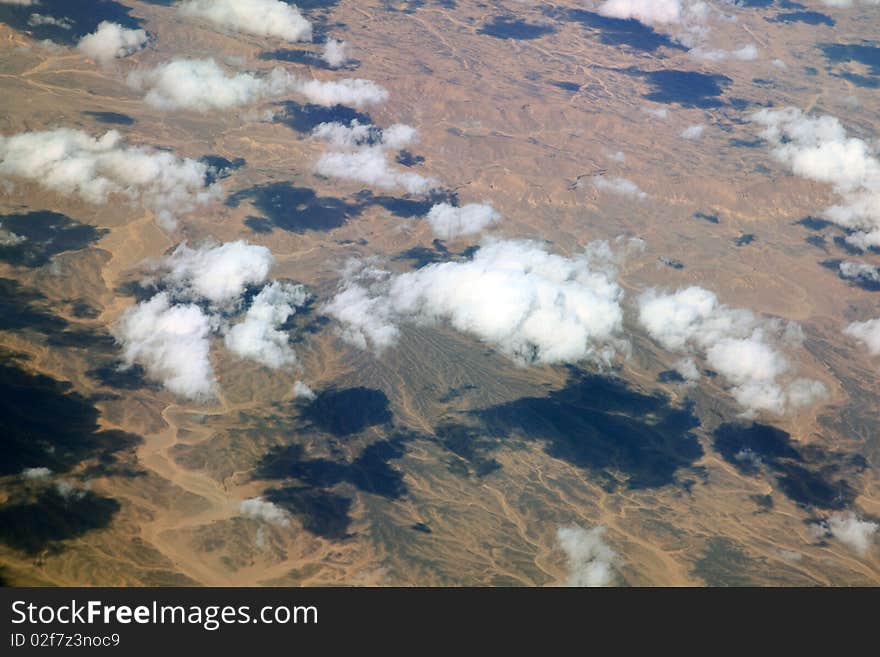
[637,286,826,415]
[819,0,880,6]
[811,511,878,556]
[322,39,349,68]
[115,241,308,399]
[681,124,706,140]
[839,261,880,285]
[116,292,218,399]
[28,14,72,29]
[315,146,437,195]
[311,120,416,150]
[555,525,617,587]
[77,21,148,64]
[152,240,274,309]
[323,239,628,366]
[180,0,312,43]
[22,467,52,479]
[292,380,317,400]
[239,497,291,526]
[843,317,880,355]
[294,77,388,108]
[128,59,388,113]
[593,175,647,200]
[751,108,880,250]
[690,43,758,63]
[128,59,290,112]
[225,281,307,368]
[425,202,501,240]
[598,0,683,24]
[0,128,219,230]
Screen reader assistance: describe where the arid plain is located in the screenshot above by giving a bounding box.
[1,0,879,586]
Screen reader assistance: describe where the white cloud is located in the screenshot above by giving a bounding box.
[426,202,501,240]
[381,124,418,150]
[812,511,878,556]
[225,281,308,368]
[239,497,291,526]
[690,43,758,62]
[77,21,148,63]
[310,120,416,150]
[129,58,387,113]
[128,59,290,112]
[555,525,617,587]
[322,38,349,68]
[117,240,311,396]
[819,0,880,6]
[315,146,437,194]
[839,261,880,284]
[28,14,72,29]
[56,481,86,500]
[0,1,39,5]
[642,107,669,120]
[294,77,388,108]
[323,239,628,366]
[681,124,706,139]
[292,380,317,400]
[751,108,880,250]
[0,128,220,230]
[593,176,647,200]
[180,0,312,43]
[22,467,52,479]
[637,286,826,414]
[152,240,274,309]
[844,317,880,355]
[0,223,25,246]
[598,0,683,24]
[115,292,218,400]
[321,269,401,352]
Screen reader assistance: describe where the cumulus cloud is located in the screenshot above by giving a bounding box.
[839,261,880,285]
[751,108,880,250]
[128,58,387,113]
[294,77,388,108]
[0,128,219,230]
[426,202,501,240]
[819,0,880,6]
[555,525,617,587]
[811,511,878,556]
[239,497,291,526]
[128,59,291,112]
[22,467,52,479]
[116,240,308,397]
[690,43,758,62]
[681,124,706,139]
[28,14,72,29]
[292,380,316,400]
[180,0,312,43]
[323,239,628,366]
[115,292,218,399]
[77,21,148,63]
[843,317,880,355]
[311,120,416,150]
[593,176,647,200]
[151,240,274,310]
[315,146,437,195]
[225,281,308,368]
[322,38,349,68]
[642,107,669,120]
[637,286,826,415]
[598,0,683,24]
